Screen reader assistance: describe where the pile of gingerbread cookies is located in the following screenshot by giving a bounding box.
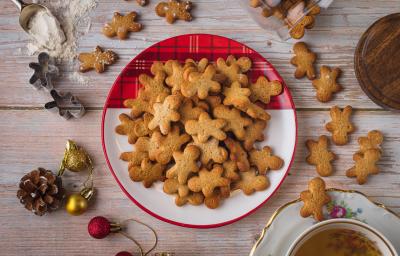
[115,55,284,209]
[249,0,321,39]
[78,0,194,73]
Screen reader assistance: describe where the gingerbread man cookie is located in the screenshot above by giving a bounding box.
[204,184,231,209]
[223,82,270,121]
[175,192,204,207]
[232,168,269,195]
[226,55,252,73]
[115,112,153,141]
[155,0,193,24]
[164,178,205,206]
[185,112,227,142]
[290,42,316,80]
[312,66,342,102]
[249,146,283,175]
[120,150,148,167]
[178,98,204,124]
[213,105,252,140]
[216,56,249,86]
[191,137,228,165]
[249,76,283,104]
[163,178,190,197]
[185,58,209,73]
[356,130,383,155]
[203,95,221,109]
[188,165,230,198]
[139,71,171,104]
[242,119,266,150]
[102,12,142,40]
[222,160,240,182]
[300,177,331,221]
[123,88,153,117]
[244,102,271,121]
[224,137,250,172]
[133,113,154,137]
[151,60,175,76]
[164,61,188,92]
[166,145,200,184]
[289,15,314,39]
[326,105,355,145]
[306,135,337,177]
[346,149,381,185]
[128,158,166,188]
[305,2,320,29]
[181,65,221,99]
[223,81,252,108]
[204,192,222,209]
[136,127,190,164]
[115,113,141,144]
[148,94,181,135]
[78,46,117,73]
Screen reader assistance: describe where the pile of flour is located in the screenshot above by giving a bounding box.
[28,9,66,51]
[28,0,97,61]
[26,0,98,85]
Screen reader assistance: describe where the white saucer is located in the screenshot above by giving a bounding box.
[249,189,400,256]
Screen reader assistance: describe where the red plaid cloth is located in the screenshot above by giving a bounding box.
[106,34,294,110]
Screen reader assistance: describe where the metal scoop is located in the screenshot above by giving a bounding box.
[11,0,49,33]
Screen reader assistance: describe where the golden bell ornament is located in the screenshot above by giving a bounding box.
[59,140,92,175]
[65,187,94,216]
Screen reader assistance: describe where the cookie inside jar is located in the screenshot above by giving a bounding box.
[242,0,334,40]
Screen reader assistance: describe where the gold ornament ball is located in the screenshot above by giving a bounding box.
[65,194,88,216]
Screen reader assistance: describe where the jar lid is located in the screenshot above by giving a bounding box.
[354,13,400,111]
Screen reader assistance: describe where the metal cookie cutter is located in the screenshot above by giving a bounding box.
[45,89,85,120]
[29,52,58,91]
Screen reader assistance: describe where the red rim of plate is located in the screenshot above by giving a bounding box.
[101,33,298,229]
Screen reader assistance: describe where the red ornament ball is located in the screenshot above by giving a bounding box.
[88,216,111,239]
[115,252,133,256]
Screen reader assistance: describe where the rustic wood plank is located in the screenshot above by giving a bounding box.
[0,109,398,255]
[0,0,399,108]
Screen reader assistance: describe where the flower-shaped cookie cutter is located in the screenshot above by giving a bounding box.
[29,52,58,91]
[45,89,85,119]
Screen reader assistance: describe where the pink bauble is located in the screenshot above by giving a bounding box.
[88,216,111,239]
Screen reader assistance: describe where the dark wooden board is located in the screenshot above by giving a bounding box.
[354,13,400,111]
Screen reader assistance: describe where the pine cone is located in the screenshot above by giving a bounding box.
[17,168,65,216]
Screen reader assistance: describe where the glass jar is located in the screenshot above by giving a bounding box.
[241,0,334,40]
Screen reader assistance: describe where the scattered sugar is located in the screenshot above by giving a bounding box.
[69,71,90,86]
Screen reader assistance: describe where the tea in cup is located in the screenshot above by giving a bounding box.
[287,219,397,256]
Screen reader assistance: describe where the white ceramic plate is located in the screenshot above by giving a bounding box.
[102,34,297,228]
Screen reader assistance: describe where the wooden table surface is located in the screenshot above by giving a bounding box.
[1,1,399,255]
